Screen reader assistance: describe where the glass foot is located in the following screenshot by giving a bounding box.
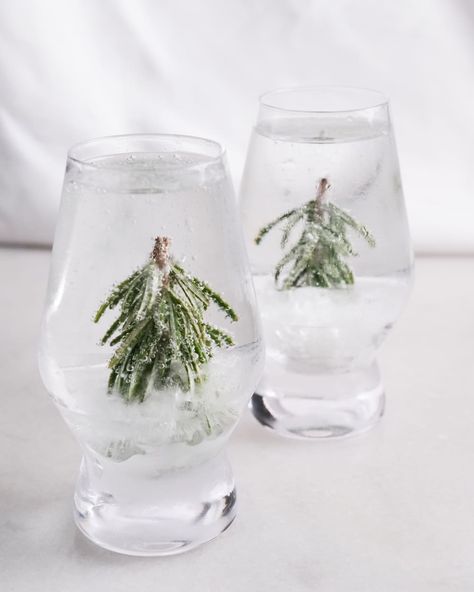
[73,451,236,556]
[251,362,385,439]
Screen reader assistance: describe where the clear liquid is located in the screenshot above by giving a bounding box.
[40,150,263,469]
[239,117,412,437]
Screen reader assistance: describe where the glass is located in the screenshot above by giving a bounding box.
[39,134,264,555]
[239,86,413,439]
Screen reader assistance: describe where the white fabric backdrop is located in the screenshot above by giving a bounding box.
[0,0,473,251]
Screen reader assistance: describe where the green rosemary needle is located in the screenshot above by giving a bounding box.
[255,178,376,289]
[94,236,238,403]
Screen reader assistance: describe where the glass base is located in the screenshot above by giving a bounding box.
[73,450,236,556]
[251,361,385,439]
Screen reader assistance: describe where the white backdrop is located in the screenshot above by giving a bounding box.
[1,0,473,252]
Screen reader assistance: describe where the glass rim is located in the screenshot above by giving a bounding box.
[67,133,225,170]
[259,85,389,114]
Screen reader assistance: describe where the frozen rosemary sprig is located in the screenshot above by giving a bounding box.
[255,178,375,289]
[94,237,238,403]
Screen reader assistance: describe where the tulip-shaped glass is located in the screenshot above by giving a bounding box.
[39,134,264,555]
[240,87,412,439]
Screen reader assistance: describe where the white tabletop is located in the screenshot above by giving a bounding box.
[1,249,473,591]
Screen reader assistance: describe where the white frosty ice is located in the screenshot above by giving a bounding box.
[44,344,259,465]
[255,275,409,371]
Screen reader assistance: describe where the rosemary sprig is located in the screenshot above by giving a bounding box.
[255,178,375,289]
[94,236,238,403]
